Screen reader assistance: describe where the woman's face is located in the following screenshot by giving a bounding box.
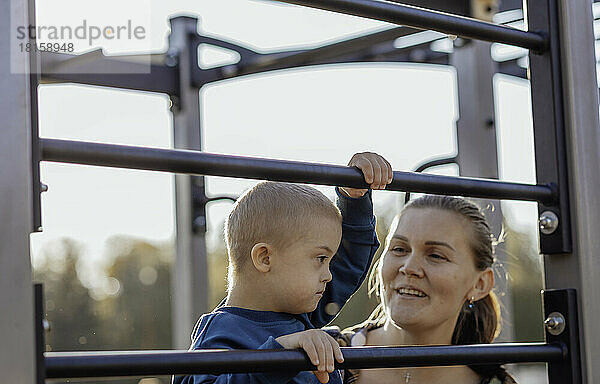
[380,207,491,334]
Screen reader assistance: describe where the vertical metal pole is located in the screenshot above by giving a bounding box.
[451,1,499,178]
[29,0,41,234]
[168,16,210,349]
[546,0,600,381]
[451,39,500,179]
[450,8,513,340]
[0,0,36,381]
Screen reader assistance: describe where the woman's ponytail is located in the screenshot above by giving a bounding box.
[452,291,501,345]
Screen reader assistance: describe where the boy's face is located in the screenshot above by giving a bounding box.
[268,216,342,314]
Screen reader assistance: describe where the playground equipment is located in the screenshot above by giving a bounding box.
[2,0,599,383]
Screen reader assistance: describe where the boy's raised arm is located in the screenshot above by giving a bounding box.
[310,152,392,328]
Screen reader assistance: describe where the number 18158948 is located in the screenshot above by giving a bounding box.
[19,42,74,52]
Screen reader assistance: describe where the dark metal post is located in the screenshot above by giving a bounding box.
[527,0,600,382]
[35,284,46,384]
[169,16,210,349]
[542,289,581,383]
[526,0,572,255]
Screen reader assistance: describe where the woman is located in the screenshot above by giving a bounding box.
[333,195,516,384]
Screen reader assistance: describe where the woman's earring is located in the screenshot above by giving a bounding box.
[468,296,475,310]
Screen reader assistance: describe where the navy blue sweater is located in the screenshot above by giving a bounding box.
[174,189,379,384]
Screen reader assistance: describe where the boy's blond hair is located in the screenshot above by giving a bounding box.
[225,181,342,278]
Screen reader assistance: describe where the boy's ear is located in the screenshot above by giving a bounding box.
[250,243,273,273]
[470,267,494,301]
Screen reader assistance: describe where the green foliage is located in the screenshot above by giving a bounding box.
[34,239,103,351]
[101,238,173,350]
[34,237,173,384]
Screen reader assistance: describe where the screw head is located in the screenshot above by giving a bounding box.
[43,319,51,333]
[544,312,566,336]
[539,211,559,235]
[192,216,206,233]
[165,48,179,67]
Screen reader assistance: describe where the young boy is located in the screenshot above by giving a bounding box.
[174,152,393,384]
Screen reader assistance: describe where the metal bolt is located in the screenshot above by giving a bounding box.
[43,319,51,333]
[40,183,48,192]
[165,48,179,67]
[544,312,566,336]
[539,211,559,235]
[192,216,206,233]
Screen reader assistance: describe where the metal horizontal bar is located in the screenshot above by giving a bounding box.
[277,0,547,51]
[45,343,565,378]
[40,138,555,203]
[40,51,179,96]
[231,26,418,76]
[388,0,470,16]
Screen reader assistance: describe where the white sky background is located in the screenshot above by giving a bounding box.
[30,0,540,274]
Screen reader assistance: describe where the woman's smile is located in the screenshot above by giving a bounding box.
[394,286,428,299]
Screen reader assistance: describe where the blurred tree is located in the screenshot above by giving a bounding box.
[34,237,175,384]
[33,239,103,352]
[99,236,173,350]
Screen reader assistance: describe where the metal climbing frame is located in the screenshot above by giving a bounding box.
[2,0,599,383]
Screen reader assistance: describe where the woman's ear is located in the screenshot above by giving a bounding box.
[470,268,494,301]
[250,243,273,273]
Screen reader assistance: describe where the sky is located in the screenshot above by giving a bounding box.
[30,0,542,277]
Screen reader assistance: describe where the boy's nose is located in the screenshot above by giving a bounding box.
[322,267,333,283]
